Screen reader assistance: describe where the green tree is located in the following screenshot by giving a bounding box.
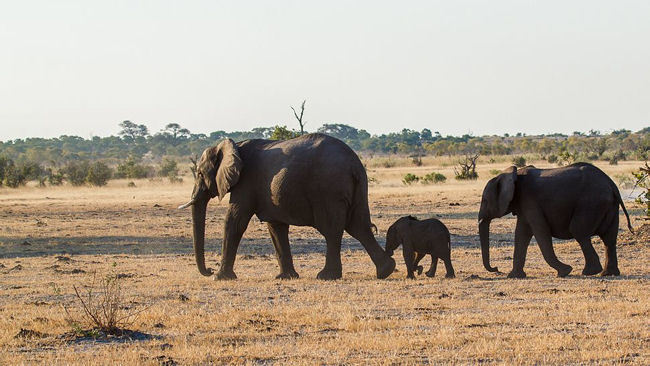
[115,157,149,179]
[118,121,149,142]
[86,161,112,186]
[270,126,299,140]
[159,158,180,182]
[62,161,90,186]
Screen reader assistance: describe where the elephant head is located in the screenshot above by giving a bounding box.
[178,139,242,276]
[478,166,517,273]
[384,216,414,256]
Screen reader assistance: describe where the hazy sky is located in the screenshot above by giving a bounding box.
[1,1,649,140]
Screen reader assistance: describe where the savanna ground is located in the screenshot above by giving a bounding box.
[1,157,648,365]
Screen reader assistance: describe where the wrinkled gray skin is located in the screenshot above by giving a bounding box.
[181,133,396,280]
[385,216,455,279]
[478,163,633,278]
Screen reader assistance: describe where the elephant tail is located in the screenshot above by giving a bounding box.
[613,182,634,233]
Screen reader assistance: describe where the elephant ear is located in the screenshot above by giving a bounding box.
[496,166,517,216]
[215,139,242,201]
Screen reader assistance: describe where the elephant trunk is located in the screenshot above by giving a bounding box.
[479,219,499,272]
[191,189,214,276]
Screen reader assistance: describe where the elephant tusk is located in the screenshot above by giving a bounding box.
[478,218,484,225]
[177,199,195,209]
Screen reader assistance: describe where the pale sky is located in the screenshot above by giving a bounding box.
[1,1,649,141]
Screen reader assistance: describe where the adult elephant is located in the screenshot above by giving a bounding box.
[179,133,396,280]
[478,163,633,278]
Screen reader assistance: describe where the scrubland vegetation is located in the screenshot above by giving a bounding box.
[0,122,648,189]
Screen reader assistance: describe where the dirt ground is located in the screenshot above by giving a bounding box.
[1,159,648,365]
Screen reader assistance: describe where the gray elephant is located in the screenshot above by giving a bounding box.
[478,163,633,278]
[385,216,455,279]
[179,133,396,280]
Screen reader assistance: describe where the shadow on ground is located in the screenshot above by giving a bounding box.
[0,232,500,258]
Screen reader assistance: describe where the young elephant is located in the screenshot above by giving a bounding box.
[385,216,455,279]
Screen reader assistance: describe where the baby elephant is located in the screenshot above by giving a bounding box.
[385,216,455,279]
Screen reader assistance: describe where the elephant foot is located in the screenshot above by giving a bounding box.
[600,267,620,276]
[425,270,436,278]
[376,257,396,279]
[556,264,573,278]
[317,267,342,281]
[276,269,299,280]
[445,272,455,279]
[507,269,526,278]
[416,266,424,275]
[582,263,603,276]
[214,269,237,280]
[407,274,416,280]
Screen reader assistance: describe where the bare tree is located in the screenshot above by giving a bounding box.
[291,100,307,135]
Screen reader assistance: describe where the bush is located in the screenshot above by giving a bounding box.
[3,162,27,188]
[86,162,112,186]
[489,169,501,176]
[411,155,423,166]
[609,150,626,165]
[454,153,479,180]
[159,158,180,183]
[270,125,299,140]
[402,173,419,185]
[547,154,558,164]
[59,272,148,336]
[115,157,149,179]
[20,161,44,181]
[0,156,9,186]
[48,170,65,186]
[557,151,575,166]
[512,156,526,167]
[421,172,446,184]
[62,161,90,186]
[0,158,44,188]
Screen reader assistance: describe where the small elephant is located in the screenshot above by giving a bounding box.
[478,163,633,278]
[385,216,455,279]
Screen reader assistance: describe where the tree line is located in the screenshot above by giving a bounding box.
[0,121,648,188]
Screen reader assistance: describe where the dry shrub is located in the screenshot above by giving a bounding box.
[62,272,147,335]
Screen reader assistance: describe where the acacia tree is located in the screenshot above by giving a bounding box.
[118,121,149,142]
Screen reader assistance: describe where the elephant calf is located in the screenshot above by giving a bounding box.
[385,216,455,279]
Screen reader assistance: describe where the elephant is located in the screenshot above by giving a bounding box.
[478,163,633,278]
[178,133,396,280]
[385,216,455,279]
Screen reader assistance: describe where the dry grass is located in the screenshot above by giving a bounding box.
[0,158,648,364]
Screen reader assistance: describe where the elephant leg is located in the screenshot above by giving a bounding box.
[413,252,425,275]
[425,255,438,277]
[531,225,572,277]
[569,211,603,276]
[599,222,620,276]
[403,245,416,279]
[345,220,396,279]
[442,256,455,278]
[267,222,299,279]
[215,205,252,280]
[509,219,533,278]
[575,236,602,275]
[317,230,344,280]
